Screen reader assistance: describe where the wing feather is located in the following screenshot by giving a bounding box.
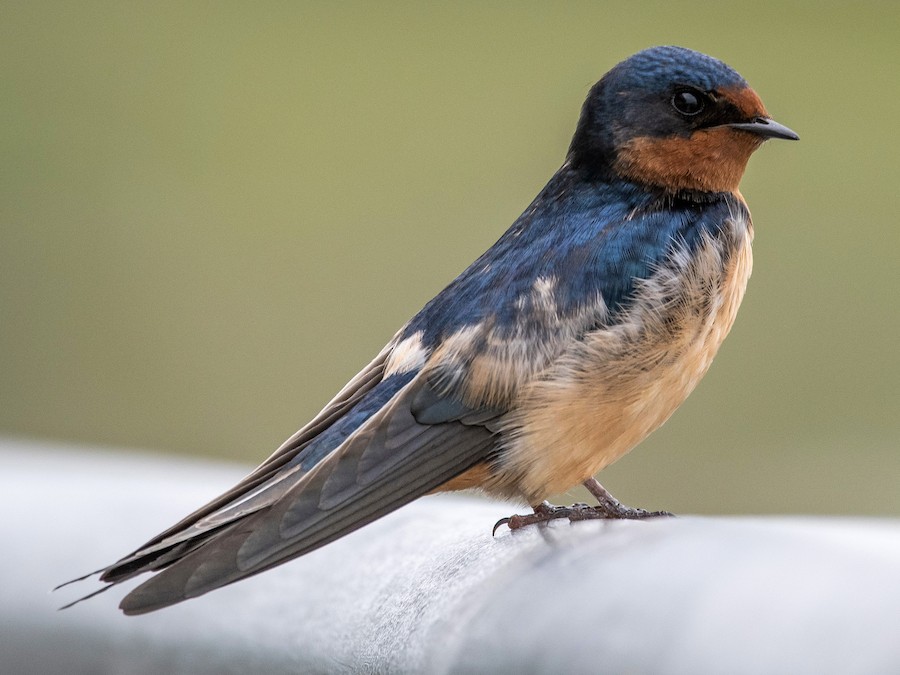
[97,343,393,584]
[117,374,496,614]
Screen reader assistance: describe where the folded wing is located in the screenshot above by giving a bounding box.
[103,365,497,614]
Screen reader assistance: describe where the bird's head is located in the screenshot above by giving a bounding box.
[568,46,798,194]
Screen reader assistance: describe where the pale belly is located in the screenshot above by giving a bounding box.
[495,220,754,503]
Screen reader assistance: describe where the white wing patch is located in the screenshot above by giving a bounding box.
[384,331,428,376]
[532,275,558,314]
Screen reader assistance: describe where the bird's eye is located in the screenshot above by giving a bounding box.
[671,89,706,116]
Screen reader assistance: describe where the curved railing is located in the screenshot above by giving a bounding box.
[3,437,899,674]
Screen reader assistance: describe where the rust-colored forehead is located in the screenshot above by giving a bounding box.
[719,86,768,118]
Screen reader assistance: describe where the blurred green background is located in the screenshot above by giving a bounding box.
[2,2,898,515]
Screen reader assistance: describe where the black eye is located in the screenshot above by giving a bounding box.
[672,89,706,116]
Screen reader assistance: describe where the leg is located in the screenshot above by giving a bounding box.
[493,478,672,534]
[582,477,673,520]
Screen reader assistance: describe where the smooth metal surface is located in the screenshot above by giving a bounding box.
[2,437,899,674]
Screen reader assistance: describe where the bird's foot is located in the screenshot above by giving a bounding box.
[582,476,674,519]
[492,478,673,535]
[492,501,671,535]
[492,501,593,534]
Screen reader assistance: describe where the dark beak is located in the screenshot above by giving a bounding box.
[727,117,799,141]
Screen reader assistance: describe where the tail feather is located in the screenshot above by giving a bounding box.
[119,427,492,614]
[58,348,504,614]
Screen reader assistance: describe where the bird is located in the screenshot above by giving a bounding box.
[62,45,797,614]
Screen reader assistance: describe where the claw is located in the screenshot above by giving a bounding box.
[492,517,512,536]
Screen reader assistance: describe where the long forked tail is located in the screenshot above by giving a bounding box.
[58,374,496,614]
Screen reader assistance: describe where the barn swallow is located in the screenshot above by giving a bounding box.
[63,45,796,614]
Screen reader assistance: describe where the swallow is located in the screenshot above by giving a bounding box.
[63,45,797,614]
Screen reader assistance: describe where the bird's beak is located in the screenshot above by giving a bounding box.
[727,117,799,141]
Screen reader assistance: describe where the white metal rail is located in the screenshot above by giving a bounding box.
[3,438,899,674]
